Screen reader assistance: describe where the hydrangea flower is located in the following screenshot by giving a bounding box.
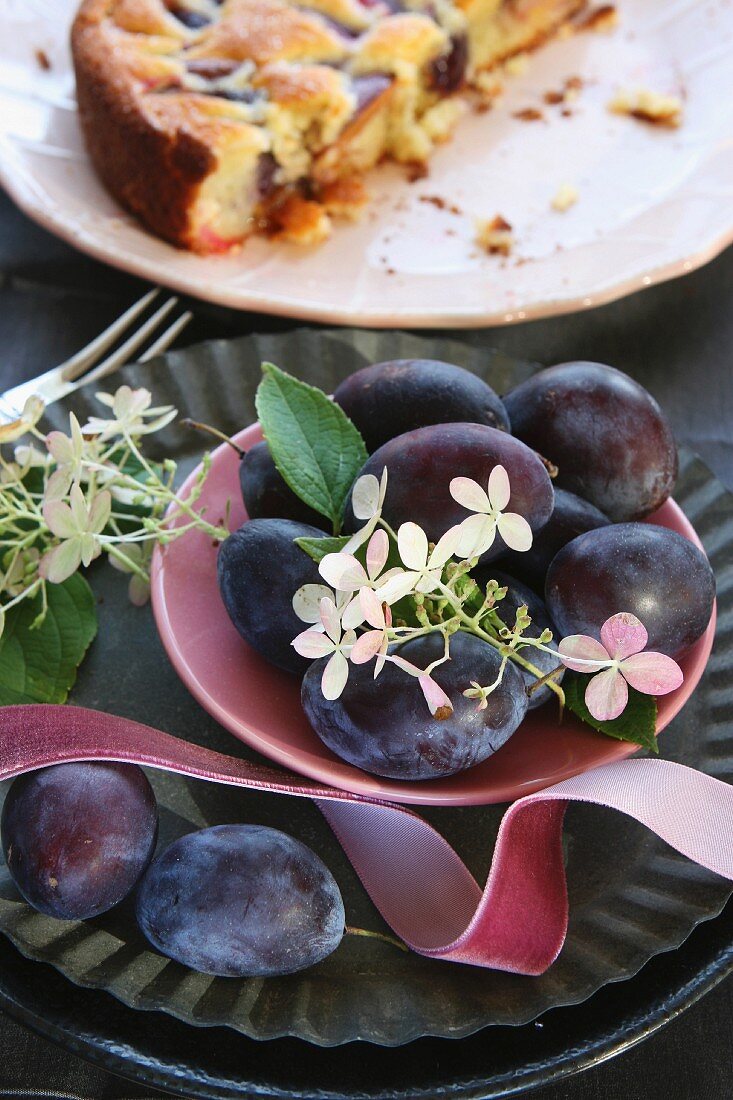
[558,612,684,721]
[108,543,151,606]
[377,522,461,604]
[343,468,387,553]
[40,485,112,583]
[291,596,356,699]
[319,529,403,627]
[45,412,86,501]
[0,396,44,444]
[387,651,454,718]
[349,588,392,675]
[85,386,176,441]
[450,465,532,558]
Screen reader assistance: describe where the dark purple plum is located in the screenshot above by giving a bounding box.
[496,488,611,593]
[1,763,158,920]
[472,569,563,710]
[345,423,553,563]
[334,360,509,453]
[429,34,469,95]
[217,518,324,674]
[169,6,211,27]
[545,523,715,658]
[302,631,528,780]
[239,441,329,530]
[503,362,678,522]
[352,73,393,114]
[135,825,345,977]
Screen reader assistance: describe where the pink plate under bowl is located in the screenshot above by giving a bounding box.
[150,424,716,807]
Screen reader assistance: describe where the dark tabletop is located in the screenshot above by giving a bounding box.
[0,189,731,1100]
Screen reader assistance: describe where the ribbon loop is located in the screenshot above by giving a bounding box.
[0,705,731,975]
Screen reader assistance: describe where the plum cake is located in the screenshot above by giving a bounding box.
[71,0,586,251]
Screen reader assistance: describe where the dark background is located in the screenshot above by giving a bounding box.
[0,188,731,1099]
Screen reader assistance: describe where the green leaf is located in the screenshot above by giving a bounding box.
[295,534,351,564]
[563,672,659,754]
[255,362,368,534]
[0,574,98,705]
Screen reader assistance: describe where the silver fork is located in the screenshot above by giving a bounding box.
[0,288,193,423]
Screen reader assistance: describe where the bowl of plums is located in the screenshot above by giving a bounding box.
[152,357,716,805]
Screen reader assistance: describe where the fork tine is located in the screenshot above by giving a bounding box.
[59,288,161,383]
[138,311,193,362]
[78,297,180,388]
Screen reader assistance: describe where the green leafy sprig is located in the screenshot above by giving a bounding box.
[0,386,228,703]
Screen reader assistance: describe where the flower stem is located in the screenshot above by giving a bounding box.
[344,926,409,953]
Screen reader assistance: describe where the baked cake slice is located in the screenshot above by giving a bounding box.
[71,0,585,251]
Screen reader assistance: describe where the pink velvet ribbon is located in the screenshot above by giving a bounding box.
[1,704,732,975]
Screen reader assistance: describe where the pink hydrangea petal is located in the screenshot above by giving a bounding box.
[449,477,490,514]
[44,468,72,504]
[398,522,428,571]
[415,569,442,595]
[558,634,611,672]
[46,430,74,465]
[321,650,350,700]
[88,490,111,534]
[39,540,83,585]
[620,651,684,696]
[42,499,77,540]
[601,612,648,660]
[319,596,342,643]
[351,474,381,520]
[128,574,150,607]
[80,533,102,568]
[385,652,422,677]
[291,629,334,659]
[488,465,511,512]
[496,512,533,553]
[428,524,461,568]
[319,552,368,592]
[366,529,389,580]
[377,570,420,605]
[293,583,333,624]
[340,594,366,630]
[342,516,377,555]
[69,484,87,530]
[350,630,384,665]
[419,675,453,718]
[456,513,495,559]
[584,667,629,722]
[359,586,385,629]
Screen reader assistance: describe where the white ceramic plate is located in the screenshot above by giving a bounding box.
[1,0,732,326]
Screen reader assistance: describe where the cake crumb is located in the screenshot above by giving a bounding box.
[551,183,579,212]
[504,52,529,77]
[578,4,619,33]
[608,88,683,128]
[473,72,504,99]
[544,76,583,107]
[476,215,514,256]
[406,162,429,183]
[35,48,51,70]
[419,195,462,216]
[513,107,545,122]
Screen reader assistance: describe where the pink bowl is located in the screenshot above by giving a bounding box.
[150,424,716,807]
